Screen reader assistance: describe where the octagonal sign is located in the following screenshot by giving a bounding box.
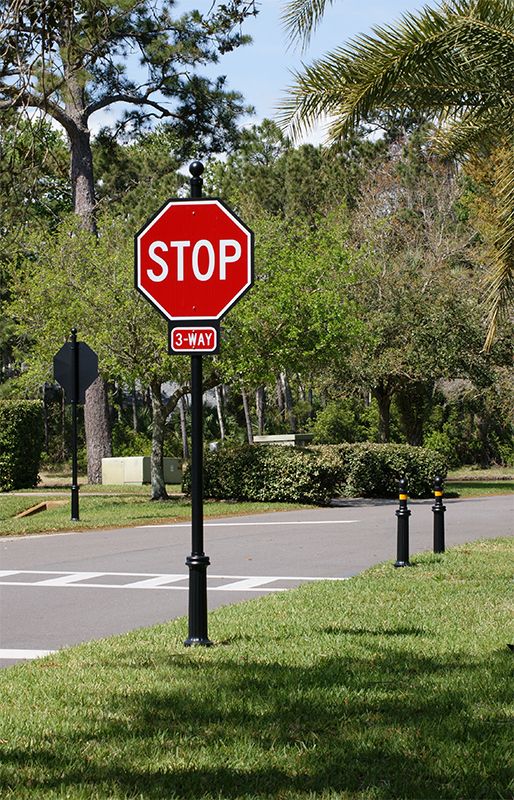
[135,198,254,322]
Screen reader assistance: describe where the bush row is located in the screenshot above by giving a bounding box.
[183,445,337,505]
[0,400,44,491]
[312,443,447,499]
[182,442,447,505]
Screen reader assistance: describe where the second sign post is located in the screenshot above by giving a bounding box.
[135,161,254,645]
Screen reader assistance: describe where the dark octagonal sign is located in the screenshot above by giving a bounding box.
[53,341,98,404]
[135,198,254,322]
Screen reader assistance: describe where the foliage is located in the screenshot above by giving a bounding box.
[309,398,379,443]
[93,126,185,225]
[279,0,514,346]
[0,115,70,234]
[327,132,503,444]
[111,422,152,459]
[183,444,338,505]
[313,443,447,498]
[217,211,361,389]
[0,0,256,153]
[8,215,171,386]
[0,400,44,490]
[425,370,514,467]
[206,119,384,223]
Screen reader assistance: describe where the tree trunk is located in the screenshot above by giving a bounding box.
[84,377,112,483]
[256,385,266,436]
[241,387,254,444]
[215,385,226,441]
[276,374,285,420]
[476,414,491,468]
[372,383,393,443]
[149,381,169,501]
[65,84,110,480]
[280,372,297,432]
[179,395,189,461]
[132,385,138,432]
[65,80,97,236]
[307,388,314,420]
[70,126,97,234]
[396,383,431,446]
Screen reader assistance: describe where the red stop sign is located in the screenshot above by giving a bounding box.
[135,198,254,321]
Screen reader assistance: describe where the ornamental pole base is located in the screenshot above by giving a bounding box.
[184,554,213,647]
[71,485,79,522]
[395,508,411,568]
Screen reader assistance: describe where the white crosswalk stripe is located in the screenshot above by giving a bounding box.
[35,572,105,586]
[0,649,55,660]
[0,570,346,592]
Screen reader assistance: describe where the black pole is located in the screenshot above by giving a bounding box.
[432,475,446,553]
[185,160,212,647]
[394,478,411,567]
[70,328,79,522]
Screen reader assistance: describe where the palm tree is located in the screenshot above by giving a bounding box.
[279,0,514,347]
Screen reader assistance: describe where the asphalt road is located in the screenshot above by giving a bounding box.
[1,495,512,668]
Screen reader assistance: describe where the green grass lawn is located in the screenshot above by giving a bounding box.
[1,538,512,799]
[445,480,514,497]
[0,494,303,536]
[447,465,514,481]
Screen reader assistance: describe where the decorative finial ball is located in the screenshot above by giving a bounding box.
[399,477,407,491]
[189,160,204,178]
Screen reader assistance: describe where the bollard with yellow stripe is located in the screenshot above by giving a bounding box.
[432,475,446,553]
[395,477,411,567]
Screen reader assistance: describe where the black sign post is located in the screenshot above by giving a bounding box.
[134,160,254,648]
[184,161,212,647]
[53,330,98,521]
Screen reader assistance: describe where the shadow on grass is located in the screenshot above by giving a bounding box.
[322,625,428,637]
[2,643,511,799]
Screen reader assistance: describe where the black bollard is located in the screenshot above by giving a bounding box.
[395,478,411,567]
[432,476,446,553]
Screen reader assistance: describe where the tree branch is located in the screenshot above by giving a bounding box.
[85,92,179,119]
[0,81,75,134]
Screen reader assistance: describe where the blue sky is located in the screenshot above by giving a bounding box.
[176,0,428,142]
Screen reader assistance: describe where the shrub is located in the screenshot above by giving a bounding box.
[313,443,447,498]
[310,399,371,443]
[0,400,44,491]
[423,430,459,468]
[182,441,447,504]
[111,421,151,457]
[182,445,339,505]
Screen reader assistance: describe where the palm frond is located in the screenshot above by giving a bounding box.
[281,0,334,51]
[280,0,514,139]
[483,145,514,349]
[431,107,511,159]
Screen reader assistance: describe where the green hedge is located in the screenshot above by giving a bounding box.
[0,400,44,491]
[182,442,447,504]
[182,445,338,505]
[313,443,447,498]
